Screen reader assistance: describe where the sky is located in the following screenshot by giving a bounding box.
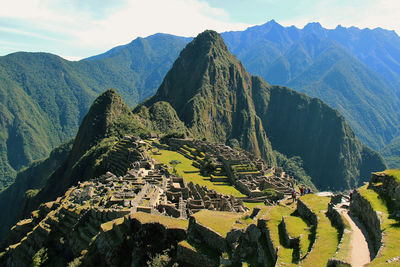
[0,0,399,60]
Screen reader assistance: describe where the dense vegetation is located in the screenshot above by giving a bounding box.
[0,35,188,190]
[0,140,73,241]
[146,30,385,189]
[2,21,399,190]
[222,20,400,156]
[145,30,276,164]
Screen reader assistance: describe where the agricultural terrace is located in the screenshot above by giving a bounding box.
[263,205,296,266]
[300,194,339,267]
[260,202,310,266]
[377,168,400,185]
[151,148,245,198]
[358,185,400,266]
[191,210,243,237]
[129,212,188,229]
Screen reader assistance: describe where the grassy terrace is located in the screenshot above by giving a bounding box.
[151,149,245,197]
[331,212,352,263]
[192,210,242,237]
[299,194,339,267]
[358,185,400,266]
[261,204,297,266]
[242,201,265,210]
[284,215,311,258]
[130,212,188,229]
[378,169,400,185]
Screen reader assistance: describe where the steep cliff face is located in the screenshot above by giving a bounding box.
[0,140,72,241]
[147,30,275,164]
[147,30,386,189]
[251,78,386,188]
[22,90,150,215]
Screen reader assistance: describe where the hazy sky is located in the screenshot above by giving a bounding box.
[1,0,399,60]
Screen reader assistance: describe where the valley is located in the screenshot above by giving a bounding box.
[0,13,399,266]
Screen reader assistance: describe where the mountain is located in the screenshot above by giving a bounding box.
[144,30,386,189]
[222,21,400,153]
[22,89,150,212]
[0,140,72,241]
[0,34,188,190]
[0,89,191,241]
[143,30,275,164]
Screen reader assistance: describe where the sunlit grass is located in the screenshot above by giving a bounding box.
[152,149,245,197]
[192,210,242,237]
[263,205,297,266]
[358,185,400,266]
[377,169,400,185]
[300,195,339,267]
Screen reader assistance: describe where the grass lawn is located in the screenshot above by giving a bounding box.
[243,201,265,210]
[377,169,400,185]
[152,149,245,197]
[284,215,311,258]
[192,210,242,237]
[130,212,188,229]
[331,213,352,263]
[300,195,339,267]
[358,185,400,266]
[263,205,297,266]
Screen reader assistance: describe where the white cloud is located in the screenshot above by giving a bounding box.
[0,0,251,58]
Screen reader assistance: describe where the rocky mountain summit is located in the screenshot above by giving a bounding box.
[0,30,395,266]
[144,30,385,189]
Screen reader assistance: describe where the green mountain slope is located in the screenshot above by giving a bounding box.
[23,89,150,212]
[144,30,275,164]
[252,81,386,188]
[380,137,400,168]
[222,21,400,165]
[147,30,386,189]
[0,89,191,242]
[284,42,399,150]
[0,34,188,190]
[0,140,72,241]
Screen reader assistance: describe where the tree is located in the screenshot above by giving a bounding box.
[169,160,181,174]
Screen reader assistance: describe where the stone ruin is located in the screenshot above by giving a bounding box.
[165,138,297,202]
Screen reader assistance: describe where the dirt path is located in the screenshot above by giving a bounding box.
[341,211,371,267]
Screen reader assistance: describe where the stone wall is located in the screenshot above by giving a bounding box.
[188,217,227,253]
[279,216,300,249]
[327,203,344,234]
[350,189,382,257]
[176,242,215,266]
[326,259,352,267]
[371,172,400,210]
[297,199,317,225]
[257,219,278,263]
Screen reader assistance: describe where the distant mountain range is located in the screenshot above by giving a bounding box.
[222,20,400,152]
[0,35,188,189]
[0,20,399,191]
[0,31,385,241]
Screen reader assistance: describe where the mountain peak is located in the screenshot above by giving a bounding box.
[146,30,275,162]
[186,30,230,57]
[304,22,322,30]
[68,89,133,163]
[149,30,239,110]
[303,22,325,35]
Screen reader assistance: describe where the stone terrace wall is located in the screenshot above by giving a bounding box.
[371,172,400,210]
[297,199,318,225]
[177,242,215,266]
[350,189,382,257]
[188,217,227,253]
[327,203,345,233]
